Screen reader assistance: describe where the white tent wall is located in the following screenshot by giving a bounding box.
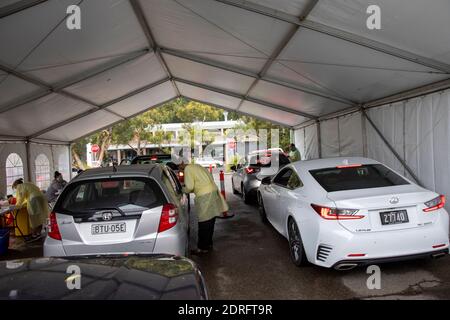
[0,141,70,196]
[294,88,450,209]
[0,141,28,196]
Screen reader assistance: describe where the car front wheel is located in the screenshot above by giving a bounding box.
[231,178,239,195]
[288,218,308,267]
[258,193,269,224]
[241,184,251,204]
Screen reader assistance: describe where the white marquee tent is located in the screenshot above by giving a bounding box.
[0,0,449,205]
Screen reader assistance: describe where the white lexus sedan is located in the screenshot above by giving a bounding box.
[257,157,449,270]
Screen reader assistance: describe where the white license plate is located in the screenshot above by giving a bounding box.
[380,210,409,225]
[91,222,126,235]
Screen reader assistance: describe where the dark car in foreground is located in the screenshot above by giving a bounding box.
[231,151,290,204]
[0,254,208,300]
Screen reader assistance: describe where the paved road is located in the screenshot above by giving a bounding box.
[190,175,450,300]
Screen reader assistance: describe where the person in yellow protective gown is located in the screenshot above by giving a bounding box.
[179,163,229,254]
[12,178,49,239]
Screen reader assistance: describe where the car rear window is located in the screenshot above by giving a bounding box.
[132,155,172,165]
[248,153,290,167]
[309,164,410,192]
[55,177,166,215]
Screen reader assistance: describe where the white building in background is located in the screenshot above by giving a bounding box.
[105,119,258,165]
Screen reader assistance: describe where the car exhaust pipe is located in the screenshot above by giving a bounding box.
[431,252,446,259]
[334,263,358,271]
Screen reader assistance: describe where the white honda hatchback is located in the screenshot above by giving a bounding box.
[257,157,449,270]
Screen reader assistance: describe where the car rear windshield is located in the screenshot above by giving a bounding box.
[309,164,410,192]
[248,153,290,167]
[55,178,166,215]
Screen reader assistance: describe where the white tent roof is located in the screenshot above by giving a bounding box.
[0,0,449,143]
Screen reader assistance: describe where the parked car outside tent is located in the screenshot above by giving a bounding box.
[44,164,189,257]
[257,157,449,270]
[194,157,224,169]
[231,151,290,204]
[0,255,208,300]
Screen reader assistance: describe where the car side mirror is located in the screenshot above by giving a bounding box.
[230,165,237,171]
[261,177,272,185]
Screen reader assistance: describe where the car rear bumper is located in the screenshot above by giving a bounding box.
[312,210,449,269]
[332,248,449,270]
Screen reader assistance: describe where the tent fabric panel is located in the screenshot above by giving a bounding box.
[278,28,447,103]
[18,0,148,72]
[64,53,167,105]
[163,53,255,95]
[189,52,267,74]
[304,123,319,160]
[250,80,351,116]
[0,74,43,107]
[107,81,177,117]
[0,142,28,196]
[140,0,289,58]
[366,102,405,175]
[24,54,123,86]
[338,112,364,157]
[0,0,74,67]
[320,118,340,157]
[176,82,242,110]
[308,0,450,64]
[239,101,306,127]
[294,128,305,159]
[38,110,122,142]
[0,93,93,137]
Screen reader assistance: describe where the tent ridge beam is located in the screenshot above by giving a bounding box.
[160,47,354,105]
[130,0,181,97]
[29,77,171,139]
[174,77,316,119]
[214,0,450,73]
[237,0,320,111]
[0,49,150,114]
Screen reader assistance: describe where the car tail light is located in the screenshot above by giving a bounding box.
[151,157,158,161]
[178,171,184,183]
[347,253,366,257]
[158,203,178,233]
[311,204,364,220]
[423,195,446,212]
[48,212,62,240]
[245,167,260,174]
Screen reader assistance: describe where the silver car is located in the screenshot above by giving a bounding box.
[44,164,190,257]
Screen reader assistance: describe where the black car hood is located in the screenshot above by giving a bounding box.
[0,255,206,300]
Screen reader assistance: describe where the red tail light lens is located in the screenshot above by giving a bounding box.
[311,204,363,220]
[178,171,184,183]
[245,167,260,174]
[48,212,62,240]
[158,203,179,233]
[423,195,446,212]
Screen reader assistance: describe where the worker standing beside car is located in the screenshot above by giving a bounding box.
[12,178,49,239]
[179,162,229,254]
[288,143,301,162]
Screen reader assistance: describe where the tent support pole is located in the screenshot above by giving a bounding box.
[25,140,32,183]
[316,120,322,159]
[362,110,423,186]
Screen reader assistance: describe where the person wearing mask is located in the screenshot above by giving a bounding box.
[12,178,49,239]
[46,171,67,203]
[179,162,228,254]
[288,143,301,162]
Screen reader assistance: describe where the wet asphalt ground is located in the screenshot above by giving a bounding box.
[190,174,450,300]
[2,174,450,299]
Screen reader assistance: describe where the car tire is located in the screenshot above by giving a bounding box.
[257,193,269,224]
[241,184,251,204]
[288,218,308,267]
[232,178,239,195]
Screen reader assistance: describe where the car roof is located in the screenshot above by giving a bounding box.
[73,164,164,181]
[292,157,380,171]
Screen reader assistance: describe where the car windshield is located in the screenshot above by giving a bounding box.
[309,164,410,192]
[56,177,166,215]
[248,153,290,167]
